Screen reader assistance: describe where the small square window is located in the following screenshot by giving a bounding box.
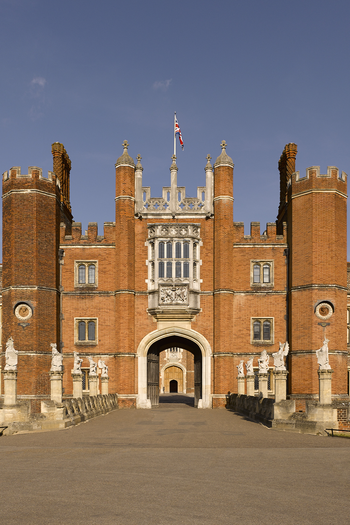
[251,261,273,287]
[251,318,274,345]
[75,318,98,345]
[75,261,98,288]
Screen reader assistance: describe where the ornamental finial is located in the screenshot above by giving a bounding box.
[220,140,227,151]
[122,140,129,152]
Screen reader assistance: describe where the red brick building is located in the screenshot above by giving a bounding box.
[1,139,349,411]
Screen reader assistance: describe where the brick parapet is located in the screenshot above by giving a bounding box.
[233,221,287,244]
[60,221,116,244]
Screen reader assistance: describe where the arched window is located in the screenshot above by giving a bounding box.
[159,261,164,278]
[175,242,181,258]
[166,242,172,258]
[263,320,271,340]
[166,261,172,278]
[88,321,95,341]
[78,265,86,284]
[159,242,165,258]
[253,321,261,340]
[88,264,95,284]
[175,261,181,278]
[78,321,86,341]
[183,242,190,258]
[263,264,270,283]
[253,264,260,283]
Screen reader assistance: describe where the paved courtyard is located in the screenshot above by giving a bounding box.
[1,394,350,525]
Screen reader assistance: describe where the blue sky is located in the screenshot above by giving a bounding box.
[1,0,350,258]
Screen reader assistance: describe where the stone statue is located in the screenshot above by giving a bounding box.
[50,343,63,372]
[245,357,254,376]
[258,350,270,374]
[88,356,97,376]
[73,352,83,374]
[98,359,108,378]
[237,360,245,377]
[272,342,289,371]
[316,338,331,370]
[4,337,18,371]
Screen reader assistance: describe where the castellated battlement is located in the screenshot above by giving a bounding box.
[292,166,347,183]
[60,221,115,244]
[233,221,287,244]
[3,166,58,185]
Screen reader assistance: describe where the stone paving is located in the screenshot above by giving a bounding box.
[1,394,350,525]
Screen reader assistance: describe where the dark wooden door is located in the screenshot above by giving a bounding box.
[147,349,159,407]
[194,354,202,408]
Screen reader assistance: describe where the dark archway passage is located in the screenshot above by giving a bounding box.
[147,335,202,408]
[169,380,178,392]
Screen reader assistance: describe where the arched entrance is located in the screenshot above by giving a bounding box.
[137,327,212,409]
[169,379,178,392]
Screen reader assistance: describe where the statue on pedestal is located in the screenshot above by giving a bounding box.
[88,356,97,376]
[236,360,245,378]
[4,337,18,371]
[98,359,108,378]
[316,338,331,370]
[50,343,63,372]
[258,350,269,374]
[272,342,289,371]
[73,352,83,374]
[245,357,254,376]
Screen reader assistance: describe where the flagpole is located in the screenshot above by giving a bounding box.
[174,111,176,157]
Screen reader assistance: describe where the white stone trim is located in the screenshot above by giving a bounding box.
[136,327,212,409]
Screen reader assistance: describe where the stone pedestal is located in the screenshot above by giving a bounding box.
[3,370,17,406]
[101,376,109,395]
[72,373,83,399]
[258,373,268,398]
[318,369,333,405]
[274,370,288,403]
[246,375,255,396]
[89,375,98,396]
[237,376,245,395]
[50,371,63,403]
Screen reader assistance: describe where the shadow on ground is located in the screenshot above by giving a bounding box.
[159,393,194,407]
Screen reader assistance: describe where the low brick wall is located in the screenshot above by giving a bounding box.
[1,394,119,435]
[226,393,274,426]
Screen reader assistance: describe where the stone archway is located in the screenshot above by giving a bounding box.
[136,327,212,409]
[160,362,187,394]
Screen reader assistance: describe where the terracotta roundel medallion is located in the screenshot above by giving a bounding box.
[315,302,333,321]
[15,303,33,321]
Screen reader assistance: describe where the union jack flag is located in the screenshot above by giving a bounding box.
[175,116,184,150]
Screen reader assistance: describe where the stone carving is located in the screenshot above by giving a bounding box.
[4,337,18,371]
[316,338,331,370]
[245,357,254,376]
[88,356,97,376]
[258,350,270,374]
[159,285,188,305]
[272,342,289,371]
[73,352,83,374]
[237,360,245,377]
[50,343,63,372]
[98,359,108,378]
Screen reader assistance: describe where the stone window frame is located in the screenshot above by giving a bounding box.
[74,260,98,288]
[146,224,202,292]
[250,260,274,287]
[251,317,274,345]
[347,307,350,346]
[74,317,98,346]
[81,368,90,392]
[253,367,274,393]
